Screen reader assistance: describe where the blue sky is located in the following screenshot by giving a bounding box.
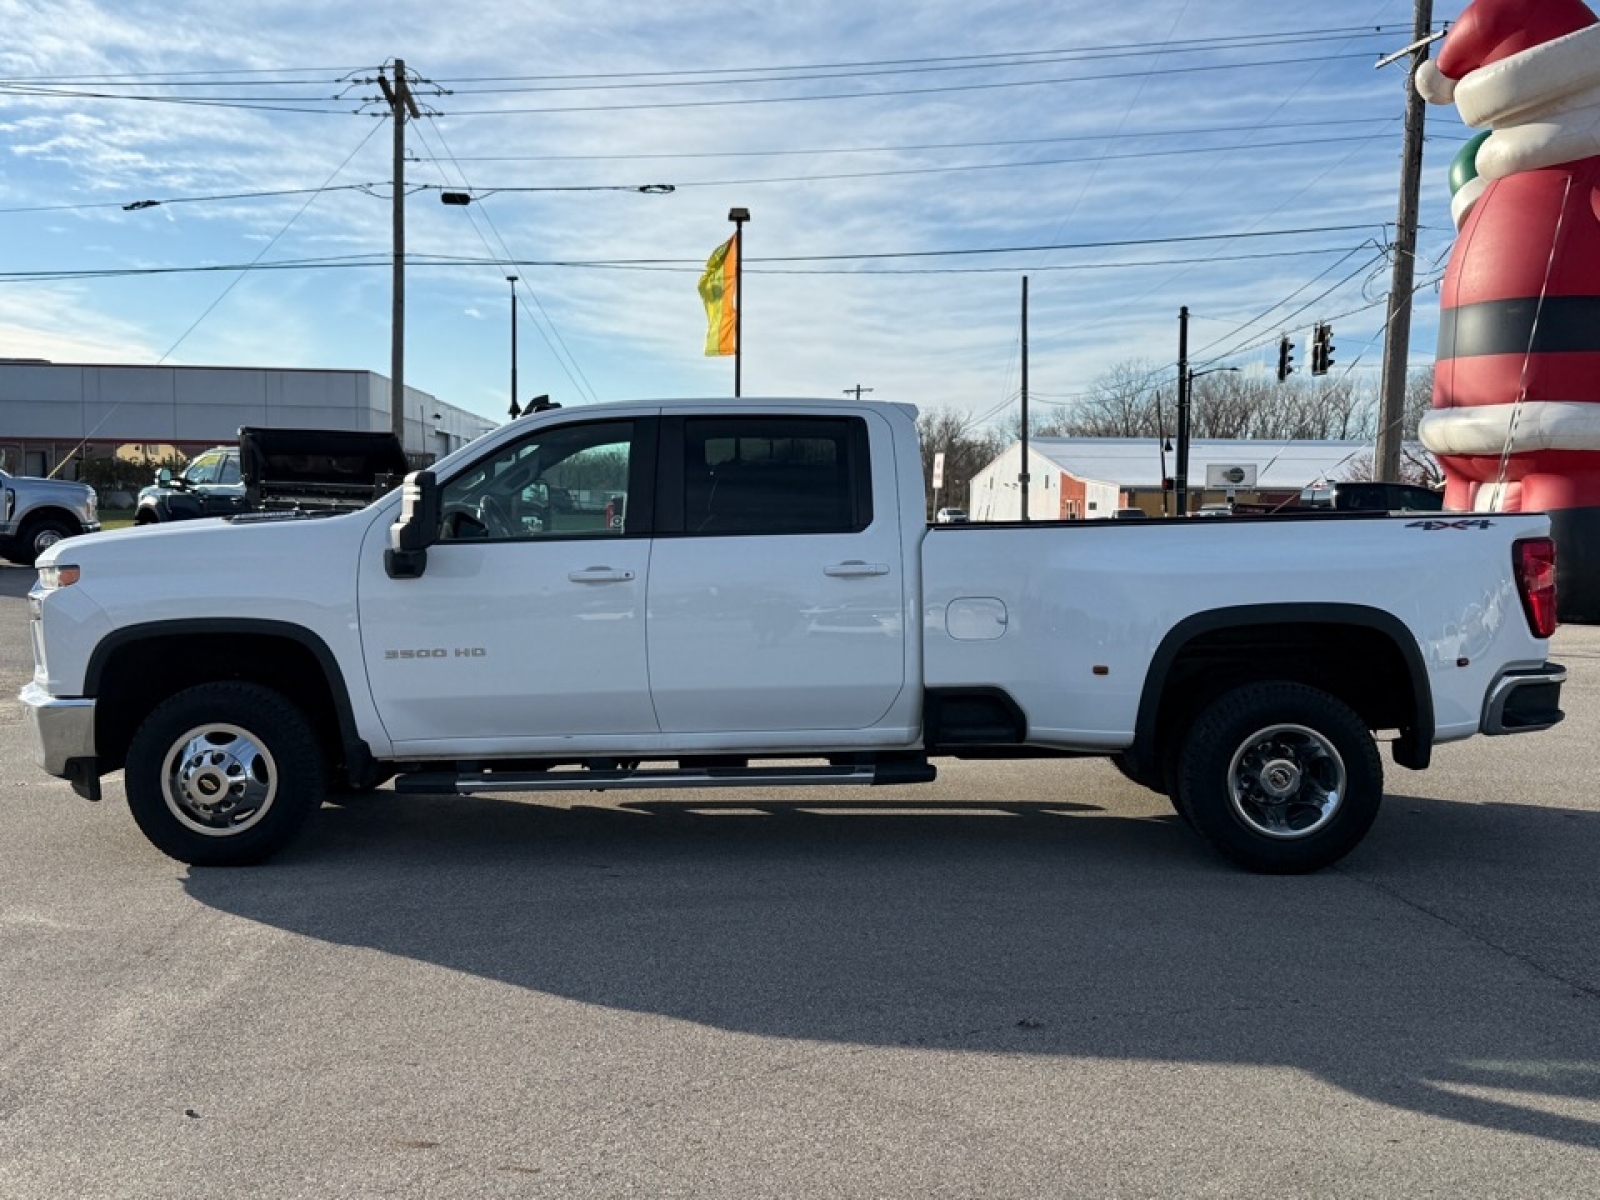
[0,0,1472,431]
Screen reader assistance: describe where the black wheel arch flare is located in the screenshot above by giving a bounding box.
[83,617,376,784]
[1129,603,1435,778]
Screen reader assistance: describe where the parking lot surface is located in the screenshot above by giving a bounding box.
[2,561,1599,1198]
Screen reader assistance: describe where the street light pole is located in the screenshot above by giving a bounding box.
[1179,365,1241,514]
[1156,391,1171,516]
[508,275,519,419]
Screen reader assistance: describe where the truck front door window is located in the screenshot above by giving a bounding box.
[438,421,636,542]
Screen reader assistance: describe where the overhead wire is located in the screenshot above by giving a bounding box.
[0,227,1387,283]
[410,116,1407,164]
[410,118,601,405]
[438,52,1387,117]
[152,119,388,364]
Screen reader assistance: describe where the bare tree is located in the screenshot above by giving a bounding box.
[1187,373,1375,441]
[917,407,1006,517]
[1402,364,1435,440]
[1035,360,1167,437]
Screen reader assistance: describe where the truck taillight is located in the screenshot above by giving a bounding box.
[1513,537,1558,639]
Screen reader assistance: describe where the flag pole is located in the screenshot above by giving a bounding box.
[729,207,750,397]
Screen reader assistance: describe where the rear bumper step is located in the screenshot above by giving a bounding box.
[1482,662,1566,735]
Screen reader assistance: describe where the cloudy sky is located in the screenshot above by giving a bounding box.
[0,0,1473,430]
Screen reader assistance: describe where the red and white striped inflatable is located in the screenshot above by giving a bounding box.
[1417,0,1600,515]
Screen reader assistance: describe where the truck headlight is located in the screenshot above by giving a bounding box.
[37,563,81,589]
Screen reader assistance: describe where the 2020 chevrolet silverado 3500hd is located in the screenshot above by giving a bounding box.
[21,399,1566,872]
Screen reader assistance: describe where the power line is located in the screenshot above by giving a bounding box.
[411,119,601,405]
[152,121,388,365]
[434,32,1406,96]
[0,183,385,216]
[439,52,1388,117]
[655,133,1390,189]
[0,225,1386,283]
[409,117,1404,164]
[0,26,1413,91]
[0,82,360,115]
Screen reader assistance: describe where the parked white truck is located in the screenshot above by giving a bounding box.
[20,399,1566,873]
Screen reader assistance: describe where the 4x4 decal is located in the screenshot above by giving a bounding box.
[1406,518,1495,530]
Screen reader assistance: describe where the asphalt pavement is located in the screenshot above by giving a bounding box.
[2,560,1598,1198]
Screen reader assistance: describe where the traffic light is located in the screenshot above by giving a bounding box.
[1276,335,1295,382]
[1311,322,1335,376]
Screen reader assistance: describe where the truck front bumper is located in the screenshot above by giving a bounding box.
[1481,662,1566,735]
[19,683,99,797]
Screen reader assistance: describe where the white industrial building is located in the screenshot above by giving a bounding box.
[0,360,498,478]
[968,436,1420,520]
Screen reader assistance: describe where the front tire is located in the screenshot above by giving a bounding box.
[1175,682,1382,874]
[125,683,326,866]
[12,516,76,566]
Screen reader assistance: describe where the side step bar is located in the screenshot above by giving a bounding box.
[395,759,936,796]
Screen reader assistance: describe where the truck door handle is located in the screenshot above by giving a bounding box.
[824,561,890,577]
[568,567,635,583]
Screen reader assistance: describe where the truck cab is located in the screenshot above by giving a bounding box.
[134,446,245,524]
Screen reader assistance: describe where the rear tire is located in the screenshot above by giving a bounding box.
[125,682,326,866]
[1175,681,1382,874]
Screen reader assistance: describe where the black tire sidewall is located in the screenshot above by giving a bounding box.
[1177,682,1382,874]
[125,682,326,866]
[14,518,75,566]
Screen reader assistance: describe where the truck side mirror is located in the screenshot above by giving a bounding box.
[157,468,173,485]
[385,469,439,579]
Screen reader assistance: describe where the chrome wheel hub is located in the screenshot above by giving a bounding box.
[161,723,278,837]
[1227,723,1345,840]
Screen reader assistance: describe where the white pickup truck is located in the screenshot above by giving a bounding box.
[20,399,1566,873]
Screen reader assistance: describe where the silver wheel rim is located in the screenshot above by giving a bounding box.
[33,528,65,554]
[1226,722,1345,840]
[160,723,278,837]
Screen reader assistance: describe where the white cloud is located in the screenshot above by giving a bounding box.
[0,0,1466,427]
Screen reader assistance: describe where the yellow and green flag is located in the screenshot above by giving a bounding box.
[698,235,738,357]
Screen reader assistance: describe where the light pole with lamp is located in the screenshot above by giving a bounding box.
[507,275,520,419]
[437,182,675,414]
[1155,391,1173,516]
[1176,366,1238,516]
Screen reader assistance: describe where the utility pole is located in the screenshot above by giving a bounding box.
[1019,275,1031,523]
[843,385,873,400]
[1176,305,1190,517]
[1376,0,1434,483]
[379,60,421,449]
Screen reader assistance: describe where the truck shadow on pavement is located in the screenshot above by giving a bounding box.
[181,786,1600,1150]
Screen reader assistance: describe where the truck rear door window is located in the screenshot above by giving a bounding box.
[674,416,872,536]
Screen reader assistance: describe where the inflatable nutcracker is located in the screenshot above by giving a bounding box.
[1415,0,1600,619]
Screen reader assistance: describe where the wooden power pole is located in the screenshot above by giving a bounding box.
[1375,0,1434,482]
[379,61,421,449]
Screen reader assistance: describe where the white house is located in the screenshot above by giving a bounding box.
[968,436,1428,519]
